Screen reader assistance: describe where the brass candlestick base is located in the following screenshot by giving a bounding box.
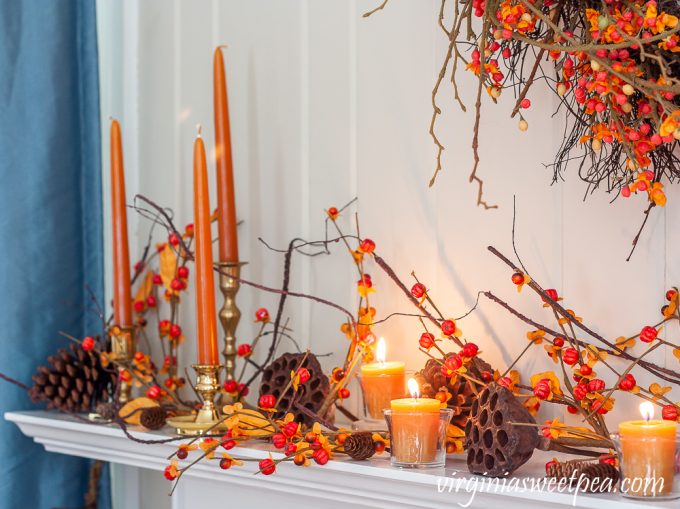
[109,326,134,404]
[218,261,246,382]
[167,364,228,435]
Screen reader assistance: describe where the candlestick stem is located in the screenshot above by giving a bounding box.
[218,261,246,382]
[109,326,134,404]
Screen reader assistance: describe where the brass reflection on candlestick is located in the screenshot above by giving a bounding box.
[166,364,227,435]
[218,261,246,382]
[109,326,134,404]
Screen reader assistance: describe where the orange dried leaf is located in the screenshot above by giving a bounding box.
[649,383,672,397]
[614,336,636,352]
[159,246,178,289]
[134,271,154,303]
[118,397,159,425]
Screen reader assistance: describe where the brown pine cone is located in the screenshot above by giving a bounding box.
[577,463,620,491]
[140,406,167,430]
[29,342,116,414]
[343,432,375,460]
[547,460,619,491]
[546,459,590,480]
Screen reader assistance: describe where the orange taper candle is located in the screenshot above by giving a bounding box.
[193,133,219,365]
[213,47,239,263]
[110,119,132,328]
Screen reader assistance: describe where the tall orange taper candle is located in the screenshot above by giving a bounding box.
[213,47,239,263]
[110,119,132,328]
[193,131,219,365]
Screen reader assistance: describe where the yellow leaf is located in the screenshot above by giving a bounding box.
[649,383,672,397]
[447,424,465,439]
[664,299,677,318]
[524,396,540,416]
[615,336,636,352]
[235,408,275,437]
[159,246,178,289]
[134,271,154,303]
[119,397,159,426]
[527,330,545,344]
[674,348,680,362]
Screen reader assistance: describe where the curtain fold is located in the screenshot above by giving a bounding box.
[0,1,109,507]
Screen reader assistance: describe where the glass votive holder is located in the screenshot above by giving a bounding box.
[384,408,453,468]
[611,432,680,499]
[359,371,408,421]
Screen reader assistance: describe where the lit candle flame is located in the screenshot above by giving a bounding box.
[640,401,654,421]
[376,337,386,364]
[408,378,419,399]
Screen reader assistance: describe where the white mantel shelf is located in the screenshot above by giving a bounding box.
[5,410,677,509]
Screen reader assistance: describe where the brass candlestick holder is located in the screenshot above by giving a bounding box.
[218,261,246,382]
[109,326,134,404]
[166,364,228,435]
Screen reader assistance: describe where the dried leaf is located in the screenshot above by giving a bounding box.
[649,383,672,397]
[527,330,545,344]
[159,246,178,289]
[118,397,159,425]
[134,271,154,303]
[614,336,636,352]
[663,298,677,318]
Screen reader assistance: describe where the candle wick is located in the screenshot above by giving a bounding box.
[196,124,203,137]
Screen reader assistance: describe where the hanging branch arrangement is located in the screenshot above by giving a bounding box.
[365,0,680,249]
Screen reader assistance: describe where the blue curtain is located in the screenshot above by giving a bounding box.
[0,1,110,508]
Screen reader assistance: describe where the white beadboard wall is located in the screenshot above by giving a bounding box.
[97,0,680,441]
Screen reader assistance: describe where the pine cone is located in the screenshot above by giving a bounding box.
[546,458,592,480]
[259,352,330,426]
[547,460,620,491]
[29,343,116,414]
[344,432,375,460]
[578,463,620,490]
[415,354,492,428]
[140,406,167,430]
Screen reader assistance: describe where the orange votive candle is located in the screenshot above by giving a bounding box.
[619,402,677,497]
[360,338,405,419]
[390,379,441,464]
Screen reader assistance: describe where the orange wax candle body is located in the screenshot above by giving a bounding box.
[110,120,133,328]
[213,47,239,263]
[360,361,406,419]
[193,136,219,365]
[619,419,677,496]
[390,397,441,464]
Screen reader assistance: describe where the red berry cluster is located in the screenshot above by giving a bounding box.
[159,319,183,341]
[533,379,552,400]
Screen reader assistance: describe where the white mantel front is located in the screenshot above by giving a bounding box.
[6,410,676,509]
